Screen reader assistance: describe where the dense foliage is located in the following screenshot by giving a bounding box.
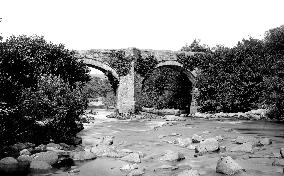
[0,35,90,147]
[183,25,284,119]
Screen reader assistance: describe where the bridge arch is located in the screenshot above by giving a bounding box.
[142,60,196,90]
[82,59,119,94]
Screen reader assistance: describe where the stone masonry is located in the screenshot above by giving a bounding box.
[76,48,196,114]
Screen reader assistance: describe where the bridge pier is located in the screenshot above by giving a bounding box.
[116,61,136,114]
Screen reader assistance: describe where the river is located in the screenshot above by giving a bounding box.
[69,109,284,176]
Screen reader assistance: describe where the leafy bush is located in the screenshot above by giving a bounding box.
[0,35,90,146]
[20,75,86,144]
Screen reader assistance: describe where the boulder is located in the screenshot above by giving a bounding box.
[120,163,139,171]
[160,150,185,162]
[216,156,244,175]
[33,151,58,165]
[30,160,52,174]
[46,143,62,150]
[12,143,27,152]
[176,138,192,147]
[71,151,96,161]
[0,157,18,172]
[34,144,47,152]
[20,149,31,156]
[17,155,33,165]
[90,145,113,157]
[177,169,200,176]
[230,142,254,153]
[195,138,219,153]
[259,138,272,145]
[192,134,203,143]
[121,153,141,163]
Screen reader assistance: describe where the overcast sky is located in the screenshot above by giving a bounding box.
[1,0,284,52]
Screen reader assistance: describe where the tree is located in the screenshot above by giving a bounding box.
[181,39,209,52]
[195,38,266,113]
[0,35,90,147]
[0,35,90,105]
[262,25,284,119]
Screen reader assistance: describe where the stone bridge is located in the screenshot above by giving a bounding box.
[76,48,196,114]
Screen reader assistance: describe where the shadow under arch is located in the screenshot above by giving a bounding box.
[141,60,196,90]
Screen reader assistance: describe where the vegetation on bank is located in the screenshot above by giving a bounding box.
[0,35,90,148]
[180,26,284,119]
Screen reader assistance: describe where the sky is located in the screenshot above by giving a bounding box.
[1,0,284,51]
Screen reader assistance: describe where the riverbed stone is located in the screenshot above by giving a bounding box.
[216,156,244,175]
[0,157,18,172]
[121,153,141,163]
[30,160,52,174]
[12,143,27,152]
[195,138,219,153]
[192,134,203,143]
[90,145,114,157]
[71,151,96,161]
[177,169,200,176]
[33,151,58,165]
[160,150,185,162]
[259,138,272,145]
[230,142,254,153]
[120,163,139,171]
[20,149,31,156]
[46,143,62,150]
[34,144,47,152]
[17,155,33,166]
[176,137,192,147]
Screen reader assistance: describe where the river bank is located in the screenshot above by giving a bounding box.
[1,109,284,176]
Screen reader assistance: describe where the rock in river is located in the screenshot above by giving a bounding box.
[71,151,97,161]
[195,138,219,153]
[216,156,244,175]
[160,150,185,162]
[121,153,141,163]
[0,157,18,173]
[30,160,52,174]
[32,151,58,165]
[192,134,203,143]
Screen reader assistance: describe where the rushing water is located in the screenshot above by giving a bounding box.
[71,109,284,176]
